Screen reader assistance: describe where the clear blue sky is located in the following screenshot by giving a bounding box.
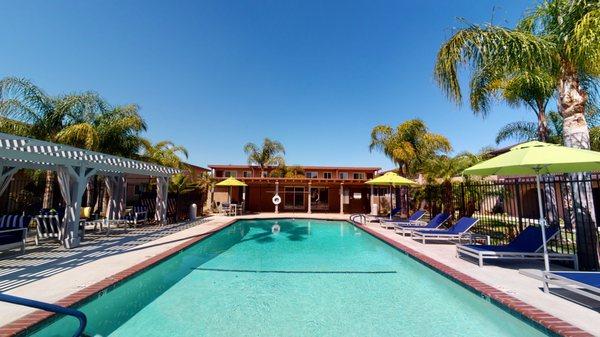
[1,0,539,170]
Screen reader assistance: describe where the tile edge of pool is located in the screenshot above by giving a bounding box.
[2,217,589,337]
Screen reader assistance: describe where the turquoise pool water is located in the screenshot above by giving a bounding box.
[28,219,550,336]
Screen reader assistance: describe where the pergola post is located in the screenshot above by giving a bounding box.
[370,184,374,215]
[307,182,312,214]
[242,185,246,213]
[58,165,96,249]
[339,183,344,214]
[155,176,169,224]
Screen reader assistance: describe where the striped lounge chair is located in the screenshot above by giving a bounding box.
[0,214,30,254]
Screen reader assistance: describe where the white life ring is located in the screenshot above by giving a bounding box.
[272,194,282,205]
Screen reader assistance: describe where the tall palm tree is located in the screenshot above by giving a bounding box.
[496,111,600,151]
[471,67,556,141]
[369,119,451,176]
[55,103,148,211]
[0,77,107,208]
[243,138,285,176]
[434,0,600,149]
[434,0,600,269]
[495,111,564,145]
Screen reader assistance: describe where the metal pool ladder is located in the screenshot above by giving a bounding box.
[350,213,366,225]
[0,293,87,337]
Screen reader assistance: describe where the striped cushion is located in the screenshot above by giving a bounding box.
[133,206,148,213]
[0,215,29,229]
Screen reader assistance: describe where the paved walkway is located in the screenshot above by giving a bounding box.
[1,213,598,335]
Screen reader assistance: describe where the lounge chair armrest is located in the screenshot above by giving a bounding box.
[0,227,27,234]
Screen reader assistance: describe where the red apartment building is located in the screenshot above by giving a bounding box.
[209,165,381,214]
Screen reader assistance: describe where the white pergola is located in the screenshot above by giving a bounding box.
[0,132,180,248]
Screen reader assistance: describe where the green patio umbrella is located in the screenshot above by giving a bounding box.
[216,177,248,204]
[463,141,600,272]
[366,172,417,219]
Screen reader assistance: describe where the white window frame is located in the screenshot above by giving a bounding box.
[306,171,318,179]
[323,172,332,179]
[339,172,348,180]
[243,171,252,178]
[353,172,365,180]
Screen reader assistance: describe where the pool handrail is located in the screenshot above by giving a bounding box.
[0,292,87,337]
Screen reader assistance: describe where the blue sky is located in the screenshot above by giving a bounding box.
[0,0,539,170]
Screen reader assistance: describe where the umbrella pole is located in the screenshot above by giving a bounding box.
[535,174,550,291]
[389,185,392,220]
[228,186,232,204]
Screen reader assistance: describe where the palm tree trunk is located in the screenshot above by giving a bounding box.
[558,65,600,270]
[42,170,54,209]
[559,66,590,149]
[536,101,548,142]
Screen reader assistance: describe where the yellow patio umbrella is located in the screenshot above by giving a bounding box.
[216,177,248,204]
[463,141,600,272]
[366,172,417,219]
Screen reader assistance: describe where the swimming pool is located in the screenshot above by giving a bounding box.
[25,219,551,336]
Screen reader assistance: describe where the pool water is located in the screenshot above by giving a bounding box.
[28,219,550,336]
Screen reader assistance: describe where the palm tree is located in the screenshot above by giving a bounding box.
[421,151,488,219]
[269,163,305,178]
[55,103,148,211]
[141,140,189,169]
[496,111,600,151]
[243,138,285,176]
[470,67,556,141]
[434,0,600,269]
[434,0,600,149]
[369,119,451,176]
[0,77,107,208]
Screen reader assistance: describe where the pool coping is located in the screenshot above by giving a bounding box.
[0,219,237,337]
[0,217,592,337]
[352,221,593,337]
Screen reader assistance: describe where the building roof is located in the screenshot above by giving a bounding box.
[183,162,210,172]
[208,164,381,171]
[0,132,180,177]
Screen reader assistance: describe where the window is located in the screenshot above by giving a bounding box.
[343,188,350,204]
[224,171,237,178]
[353,192,362,199]
[284,187,305,209]
[306,172,318,179]
[243,171,252,178]
[353,172,365,180]
[261,171,268,178]
[339,172,348,180]
[323,172,332,179]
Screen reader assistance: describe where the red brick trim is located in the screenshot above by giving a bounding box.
[353,222,593,337]
[0,219,237,337]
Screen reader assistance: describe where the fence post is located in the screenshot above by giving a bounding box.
[460,182,466,218]
[514,179,524,232]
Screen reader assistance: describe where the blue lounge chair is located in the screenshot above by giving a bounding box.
[457,226,578,267]
[394,212,451,235]
[410,217,479,244]
[380,209,426,229]
[542,272,600,302]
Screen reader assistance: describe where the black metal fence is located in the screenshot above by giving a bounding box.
[408,175,600,270]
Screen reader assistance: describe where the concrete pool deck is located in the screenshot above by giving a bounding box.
[0,213,598,336]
